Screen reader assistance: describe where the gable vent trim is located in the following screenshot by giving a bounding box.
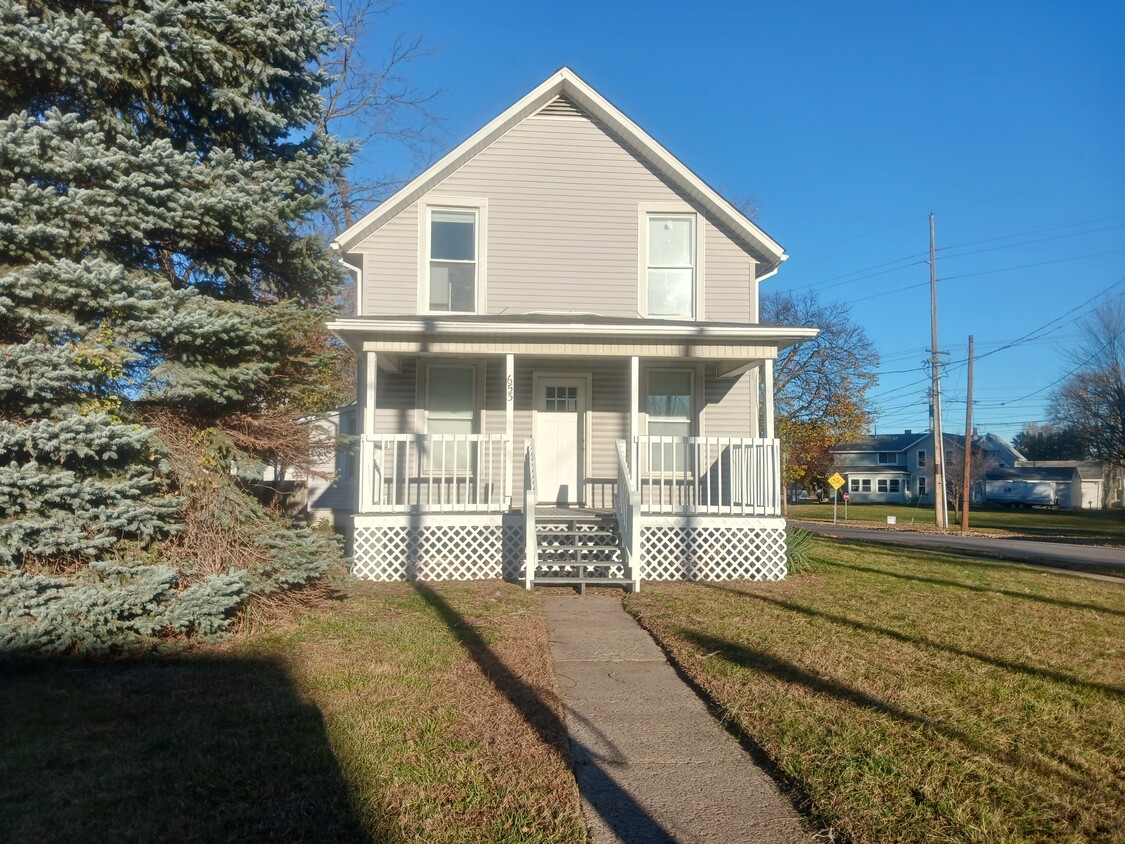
[533,96,586,119]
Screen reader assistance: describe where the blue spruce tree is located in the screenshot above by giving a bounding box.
[0,0,354,654]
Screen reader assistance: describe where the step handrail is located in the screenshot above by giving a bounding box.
[523,440,537,590]
[615,439,643,592]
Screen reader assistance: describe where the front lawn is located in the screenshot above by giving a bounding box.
[0,582,586,844]
[626,542,1125,844]
[789,501,1125,543]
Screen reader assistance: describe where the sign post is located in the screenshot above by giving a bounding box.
[827,473,846,525]
[843,491,850,520]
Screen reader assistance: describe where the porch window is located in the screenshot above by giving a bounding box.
[850,479,860,492]
[888,479,901,493]
[861,479,871,492]
[878,479,888,493]
[647,369,693,472]
[646,215,695,318]
[429,209,477,312]
[425,364,476,471]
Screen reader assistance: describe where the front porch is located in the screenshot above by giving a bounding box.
[330,315,814,588]
[351,433,787,588]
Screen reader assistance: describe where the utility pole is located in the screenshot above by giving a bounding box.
[929,213,948,529]
[961,336,974,536]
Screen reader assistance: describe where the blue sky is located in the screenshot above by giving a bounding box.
[353,1,1125,443]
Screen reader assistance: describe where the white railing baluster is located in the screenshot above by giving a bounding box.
[630,436,781,517]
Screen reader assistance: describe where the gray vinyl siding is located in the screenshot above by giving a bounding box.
[703,367,755,438]
[356,109,761,320]
[373,358,420,434]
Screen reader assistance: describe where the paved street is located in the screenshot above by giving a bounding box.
[793,521,1125,576]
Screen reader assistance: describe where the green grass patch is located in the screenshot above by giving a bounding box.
[625,542,1125,843]
[789,501,1125,543]
[0,582,586,843]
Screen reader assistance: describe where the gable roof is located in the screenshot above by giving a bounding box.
[831,432,930,453]
[333,67,786,273]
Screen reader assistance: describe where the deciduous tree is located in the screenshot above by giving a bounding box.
[764,290,878,496]
[1047,296,1125,468]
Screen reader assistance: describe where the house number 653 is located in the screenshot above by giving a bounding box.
[506,374,514,401]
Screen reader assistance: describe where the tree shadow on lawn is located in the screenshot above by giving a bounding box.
[412,583,679,843]
[680,630,1097,790]
[702,582,1125,699]
[817,546,1125,618]
[0,655,378,844]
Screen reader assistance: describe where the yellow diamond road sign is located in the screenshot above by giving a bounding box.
[828,472,846,490]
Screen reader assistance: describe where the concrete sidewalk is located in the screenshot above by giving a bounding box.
[545,595,812,844]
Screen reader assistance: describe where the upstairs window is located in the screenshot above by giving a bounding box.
[647,215,695,318]
[917,450,926,467]
[429,209,477,312]
[877,452,898,464]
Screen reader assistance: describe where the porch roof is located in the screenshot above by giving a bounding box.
[328,314,818,361]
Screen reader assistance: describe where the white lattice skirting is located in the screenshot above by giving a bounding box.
[351,514,787,582]
[352,515,524,581]
[640,517,788,581]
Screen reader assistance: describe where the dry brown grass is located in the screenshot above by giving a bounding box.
[1,581,586,843]
[626,542,1125,844]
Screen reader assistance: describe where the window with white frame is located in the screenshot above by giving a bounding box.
[646,215,695,318]
[647,369,693,472]
[877,479,888,492]
[877,452,898,464]
[860,479,871,492]
[888,479,901,493]
[917,450,926,467]
[918,476,927,495]
[425,365,476,471]
[850,478,860,492]
[428,209,477,312]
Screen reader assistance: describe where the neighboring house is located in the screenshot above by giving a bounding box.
[830,430,1024,505]
[326,68,816,589]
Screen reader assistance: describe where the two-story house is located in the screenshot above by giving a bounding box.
[830,430,1024,504]
[327,68,816,590]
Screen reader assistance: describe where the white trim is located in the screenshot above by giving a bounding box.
[417,196,489,315]
[329,316,818,343]
[333,68,785,271]
[637,202,705,320]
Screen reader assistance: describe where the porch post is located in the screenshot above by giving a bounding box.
[749,367,761,438]
[505,353,514,509]
[763,357,775,439]
[629,355,640,481]
[358,351,378,511]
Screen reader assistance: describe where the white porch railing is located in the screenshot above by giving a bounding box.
[616,440,643,592]
[625,436,782,516]
[523,440,538,590]
[365,433,511,512]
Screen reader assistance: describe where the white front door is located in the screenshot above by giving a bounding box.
[534,376,586,505]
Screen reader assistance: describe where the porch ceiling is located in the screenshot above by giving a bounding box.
[327,315,818,361]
